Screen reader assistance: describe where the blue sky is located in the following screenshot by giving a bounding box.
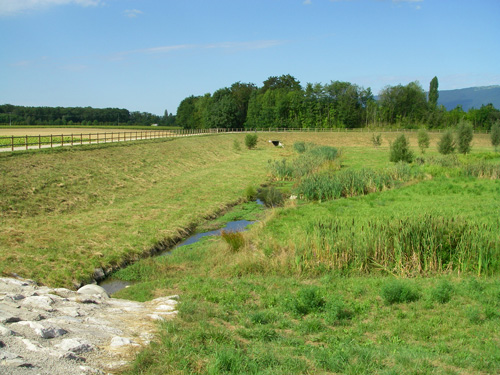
[1,0,499,115]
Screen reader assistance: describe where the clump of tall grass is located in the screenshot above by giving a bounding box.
[461,162,500,179]
[381,280,420,304]
[430,280,454,304]
[257,187,285,207]
[297,163,421,201]
[425,155,500,179]
[221,230,245,253]
[291,286,325,316]
[291,215,499,276]
[268,144,339,181]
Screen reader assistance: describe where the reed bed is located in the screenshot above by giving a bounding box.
[268,144,339,180]
[297,163,422,201]
[292,215,499,276]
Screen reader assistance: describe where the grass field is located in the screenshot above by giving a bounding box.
[1,130,499,374]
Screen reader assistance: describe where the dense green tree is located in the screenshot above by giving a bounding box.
[428,76,439,109]
[231,82,257,128]
[456,120,474,154]
[261,74,301,93]
[438,129,455,155]
[204,88,239,129]
[379,81,428,124]
[491,121,500,151]
[467,103,500,130]
[417,128,430,154]
[389,134,414,163]
[176,96,199,129]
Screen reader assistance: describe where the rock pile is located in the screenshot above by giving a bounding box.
[0,277,178,374]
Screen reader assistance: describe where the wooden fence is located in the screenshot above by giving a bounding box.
[0,127,490,152]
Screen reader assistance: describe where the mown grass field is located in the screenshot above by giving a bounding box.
[1,130,499,374]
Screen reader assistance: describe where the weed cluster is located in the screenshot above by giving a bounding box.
[293,215,499,275]
[221,230,245,252]
[297,163,421,201]
[245,133,258,149]
[268,144,339,180]
[380,279,420,304]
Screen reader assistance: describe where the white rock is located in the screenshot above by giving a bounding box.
[57,338,94,354]
[110,336,138,348]
[77,285,110,299]
[21,338,43,352]
[0,324,13,336]
[156,304,176,312]
[21,295,55,311]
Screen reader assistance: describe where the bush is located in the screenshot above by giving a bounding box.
[292,286,325,316]
[456,120,474,154]
[293,141,306,153]
[430,280,453,304]
[417,128,430,154]
[257,187,284,207]
[245,134,258,149]
[244,185,257,200]
[389,134,414,163]
[491,121,500,152]
[232,139,241,151]
[438,130,455,155]
[371,133,382,147]
[221,230,245,252]
[380,280,420,304]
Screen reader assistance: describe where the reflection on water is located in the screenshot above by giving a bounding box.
[100,219,256,295]
[99,279,131,296]
[171,220,254,250]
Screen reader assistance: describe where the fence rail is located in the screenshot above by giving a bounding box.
[0,127,491,153]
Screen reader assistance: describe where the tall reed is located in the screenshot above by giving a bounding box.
[291,215,499,276]
[297,163,421,201]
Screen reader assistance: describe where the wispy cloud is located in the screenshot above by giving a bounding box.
[124,9,142,18]
[0,0,102,16]
[111,40,285,61]
[392,0,423,9]
[303,0,312,5]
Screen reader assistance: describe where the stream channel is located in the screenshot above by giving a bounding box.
[99,200,264,296]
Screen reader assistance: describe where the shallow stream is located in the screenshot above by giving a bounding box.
[99,202,263,295]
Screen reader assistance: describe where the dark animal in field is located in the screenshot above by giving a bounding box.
[268,140,284,147]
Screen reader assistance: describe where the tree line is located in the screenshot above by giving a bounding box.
[0,104,176,127]
[176,75,500,130]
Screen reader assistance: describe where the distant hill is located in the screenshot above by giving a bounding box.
[438,85,500,111]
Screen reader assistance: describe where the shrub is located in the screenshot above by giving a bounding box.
[381,280,420,304]
[257,187,284,207]
[389,134,414,163]
[438,130,455,155]
[232,139,241,151]
[430,280,453,304]
[293,141,306,153]
[244,185,257,200]
[309,146,338,161]
[456,120,474,154]
[292,286,325,316]
[371,133,382,147]
[491,121,500,152]
[245,134,258,149]
[417,128,430,154]
[221,231,245,252]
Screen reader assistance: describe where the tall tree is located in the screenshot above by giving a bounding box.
[261,74,301,93]
[428,76,439,109]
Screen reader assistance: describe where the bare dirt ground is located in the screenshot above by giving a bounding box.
[0,128,120,136]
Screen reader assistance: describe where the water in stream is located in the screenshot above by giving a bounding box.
[99,218,256,295]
